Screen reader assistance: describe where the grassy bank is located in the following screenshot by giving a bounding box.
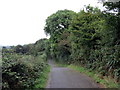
[68,64,119,88]
[35,66,50,88]
[34,65,50,88]
[54,61,119,88]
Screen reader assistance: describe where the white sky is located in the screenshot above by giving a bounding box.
[0,0,103,46]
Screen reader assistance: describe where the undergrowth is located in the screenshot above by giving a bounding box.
[34,65,50,88]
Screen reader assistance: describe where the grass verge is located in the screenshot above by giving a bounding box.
[68,64,119,88]
[34,65,50,88]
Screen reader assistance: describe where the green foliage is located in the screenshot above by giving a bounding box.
[2,52,48,89]
[12,38,48,57]
[44,9,76,36]
[44,4,120,86]
[103,1,120,15]
[2,38,49,89]
[44,10,76,62]
[34,65,50,88]
[68,8,105,64]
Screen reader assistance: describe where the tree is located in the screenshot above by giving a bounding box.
[103,1,120,45]
[103,1,120,15]
[14,45,24,54]
[44,9,76,36]
[44,10,76,61]
[69,7,104,61]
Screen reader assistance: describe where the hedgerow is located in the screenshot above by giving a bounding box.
[2,52,48,89]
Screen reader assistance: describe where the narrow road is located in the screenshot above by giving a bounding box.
[46,60,100,88]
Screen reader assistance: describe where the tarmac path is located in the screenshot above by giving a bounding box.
[46,60,101,88]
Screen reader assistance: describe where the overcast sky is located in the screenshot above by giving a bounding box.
[0,0,104,46]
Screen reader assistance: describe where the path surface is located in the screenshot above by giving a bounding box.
[46,60,100,88]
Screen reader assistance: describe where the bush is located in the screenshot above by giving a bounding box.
[2,53,48,89]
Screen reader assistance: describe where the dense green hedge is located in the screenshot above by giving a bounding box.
[2,52,48,89]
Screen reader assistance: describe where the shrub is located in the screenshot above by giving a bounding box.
[2,53,48,89]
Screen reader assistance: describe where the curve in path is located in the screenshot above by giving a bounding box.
[46,60,100,88]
